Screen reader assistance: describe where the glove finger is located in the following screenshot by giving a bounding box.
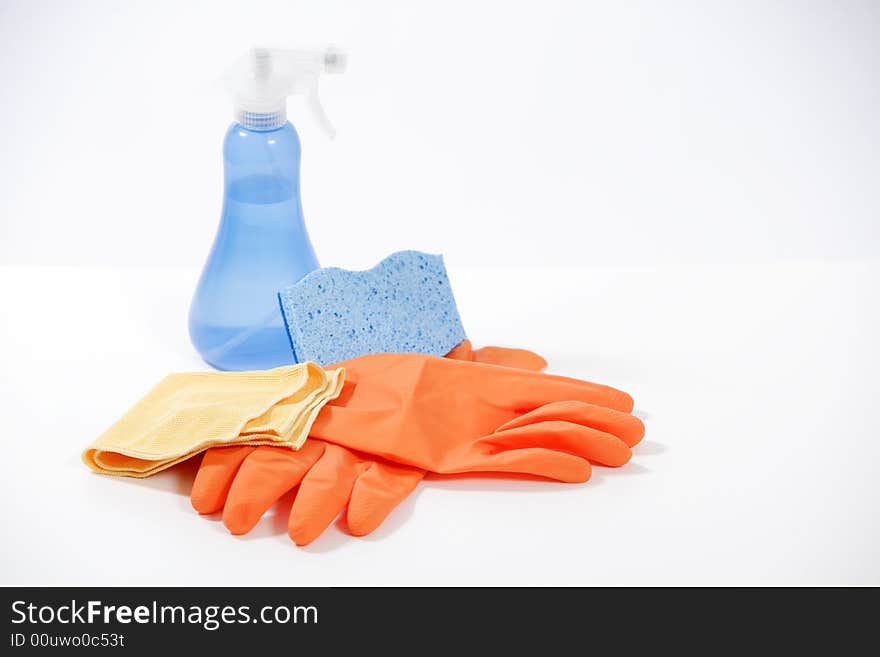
[222,441,326,535]
[444,339,475,361]
[288,444,363,546]
[191,446,258,515]
[482,420,632,467]
[347,461,425,537]
[470,345,548,372]
[502,369,635,413]
[496,400,645,447]
[458,446,592,483]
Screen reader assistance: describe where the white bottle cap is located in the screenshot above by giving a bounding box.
[224,46,347,134]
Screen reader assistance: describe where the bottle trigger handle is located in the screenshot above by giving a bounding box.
[307,85,336,139]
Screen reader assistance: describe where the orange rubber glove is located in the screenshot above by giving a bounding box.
[445,339,548,371]
[192,344,643,545]
[191,341,551,545]
[192,440,424,545]
[309,352,642,480]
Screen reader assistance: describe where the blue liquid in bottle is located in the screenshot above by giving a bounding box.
[189,121,319,370]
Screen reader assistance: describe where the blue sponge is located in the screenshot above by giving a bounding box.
[278,250,467,366]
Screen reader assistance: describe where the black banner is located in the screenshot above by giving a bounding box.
[0,587,871,651]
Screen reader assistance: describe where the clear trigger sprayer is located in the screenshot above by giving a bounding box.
[189,46,346,371]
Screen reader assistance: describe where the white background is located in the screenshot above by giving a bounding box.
[1,1,878,585]
[1,0,878,268]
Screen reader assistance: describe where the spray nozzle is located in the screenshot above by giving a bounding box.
[224,46,346,136]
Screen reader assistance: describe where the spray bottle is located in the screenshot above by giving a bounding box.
[189,47,346,370]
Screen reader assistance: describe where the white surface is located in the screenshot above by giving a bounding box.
[1,263,878,586]
[1,0,879,269]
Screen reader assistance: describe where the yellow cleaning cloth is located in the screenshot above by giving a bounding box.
[82,362,344,478]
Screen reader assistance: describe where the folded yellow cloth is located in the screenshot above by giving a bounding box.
[82,362,344,478]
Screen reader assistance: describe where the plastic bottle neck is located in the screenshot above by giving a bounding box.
[235,107,287,131]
